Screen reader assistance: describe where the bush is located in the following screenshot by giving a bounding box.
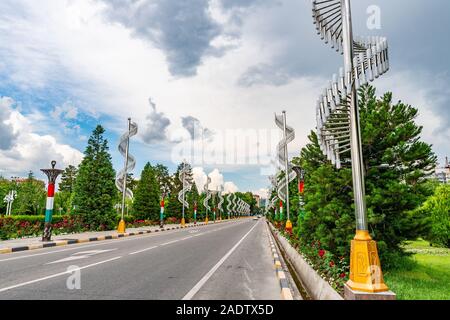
[0,215,86,240]
[418,184,450,248]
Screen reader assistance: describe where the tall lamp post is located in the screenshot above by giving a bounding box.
[160,193,166,228]
[116,118,138,234]
[275,111,296,234]
[311,0,392,296]
[41,161,63,242]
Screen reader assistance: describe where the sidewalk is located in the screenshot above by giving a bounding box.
[0,220,230,254]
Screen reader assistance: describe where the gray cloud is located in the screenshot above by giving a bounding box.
[100,0,222,77]
[141,98,171,144]
[181,115,214,140]
[0,97,18,150]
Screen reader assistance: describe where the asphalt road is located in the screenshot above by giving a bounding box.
[0,218,282,300]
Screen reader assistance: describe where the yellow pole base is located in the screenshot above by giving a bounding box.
[347,230,389,293]
[285,220,293,234]
[117,219,126,234]
[205,217,209,224]
[181,218,186,228]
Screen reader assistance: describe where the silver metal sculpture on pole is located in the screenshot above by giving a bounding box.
[275,111,296,233]
[203,176,212,223]
[232,193,238,218]
[116,118,138,233]
[178,161,192,227]
[311,0,389,293]
[3,190,17,216]
[226,193,234,219]
[217,186,224,221]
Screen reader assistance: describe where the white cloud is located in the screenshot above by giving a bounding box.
[192,166,239,193]
[224,181,239,194]
[253,188,268,199]
[0,97,84,178]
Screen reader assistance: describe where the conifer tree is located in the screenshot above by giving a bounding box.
[132,162,160,221]
[295,85,437,264]
[72,125,117,230]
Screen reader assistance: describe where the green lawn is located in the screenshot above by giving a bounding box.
[384,239,450,300]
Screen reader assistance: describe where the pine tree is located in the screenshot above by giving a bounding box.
[72,125,117,230]
[295,85,437,265]
[59,165,78,193]
[132,162,160,221]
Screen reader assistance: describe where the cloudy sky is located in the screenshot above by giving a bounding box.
[0,0,449,197]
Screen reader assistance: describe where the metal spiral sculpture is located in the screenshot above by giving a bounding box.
[312,0,389,169]
[227,193,235,216]
[203,176,212,212]
[275,113,296,203]
[232,194,238,216]
[116,119,138,199]
[217,186,224,215]
[178,163,192,209]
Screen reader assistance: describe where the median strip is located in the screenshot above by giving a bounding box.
[266,224,294,300]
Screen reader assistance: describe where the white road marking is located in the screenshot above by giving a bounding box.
[129,246,158,255]
[0,220,246,263]
[0,257,122,293]
[46,249,117,265]
[182,220,260,300]
[161,240,180,246]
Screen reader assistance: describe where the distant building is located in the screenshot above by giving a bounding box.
[434,157,450,184]
[253,194,261,208]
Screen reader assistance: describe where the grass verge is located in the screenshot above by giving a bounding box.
[383,239,450,300]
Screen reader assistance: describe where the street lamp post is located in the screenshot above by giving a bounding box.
[116,118,138,234]
[160,194,165,228]
[41,161,63,242]
[193,201,197,225]
[311,0,391,295]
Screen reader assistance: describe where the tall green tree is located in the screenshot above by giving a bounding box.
[15,171,46,215]
[72,125,117,230]
[295,85,437,265]
[59,165,78,193]
[132,162,160,221]
[416,184,450,247]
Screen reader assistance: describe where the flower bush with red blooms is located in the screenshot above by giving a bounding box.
[0,215,87,240]
[268,216,349,294]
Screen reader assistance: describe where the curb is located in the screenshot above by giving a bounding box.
[266,224,294,300]
[0,219,236,255]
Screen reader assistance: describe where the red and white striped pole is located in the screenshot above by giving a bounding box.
[279,200,284,221]
[41,161,63,242]
[160,197,165,228]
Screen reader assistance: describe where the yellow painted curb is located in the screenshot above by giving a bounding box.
[28,244,43,250]
[281,288,293,300]
[0,248,12,254]
[56,241,68,246]
[97,236,106,241]
[77,238,89,243]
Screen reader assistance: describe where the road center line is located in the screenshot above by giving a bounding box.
[0,256,122,293]
[129,246,158,255]
[182,220,260,300]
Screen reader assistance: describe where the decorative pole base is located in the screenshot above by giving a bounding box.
[347,230,390,293]
[181,218,186,227]
[42,223,53,242]
[285,220,293,234]
[117,219,126,234]
[205,217,209,224]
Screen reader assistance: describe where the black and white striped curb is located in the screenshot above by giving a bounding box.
[266,224,294,300]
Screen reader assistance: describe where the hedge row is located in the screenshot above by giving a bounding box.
[0,215,181,240]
